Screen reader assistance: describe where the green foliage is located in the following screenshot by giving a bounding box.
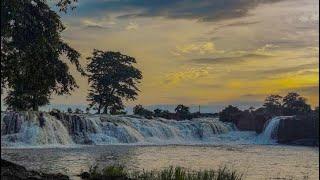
[175,104,191,120]
[154,109,171,119]
[133,105,154,119]
[282,92,311,115]
[1,0,84,111]
[84,165,243,180]
[219,105,242,123]
[87,165,127,180]
[87,50,142,114]
[262,93,312,116]
[263,94,283,115]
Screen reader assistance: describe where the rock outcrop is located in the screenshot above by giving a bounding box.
[1,159,69,180]
[277,115,318,146]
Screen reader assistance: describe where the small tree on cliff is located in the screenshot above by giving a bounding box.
[87,50,142,114]
[282,92,311,115]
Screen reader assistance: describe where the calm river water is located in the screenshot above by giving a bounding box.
[1,145,319,180]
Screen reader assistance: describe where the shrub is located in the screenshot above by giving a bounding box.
[175,104,191,120]
[133,105,154,119]
[219,105,242,123]
[82,165,243,180]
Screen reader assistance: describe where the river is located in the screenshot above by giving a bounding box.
[1,144,319,180]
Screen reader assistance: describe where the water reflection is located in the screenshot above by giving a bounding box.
[1,145,319,180]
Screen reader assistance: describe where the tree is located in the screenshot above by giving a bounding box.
[219,105,242,122]
[154,109,163,116]
[133,105,153,118]
[1,0,84,110]
[87,50,142,114]
[175,104,190,120]
[282,92,311,115]
[263,94,283,115]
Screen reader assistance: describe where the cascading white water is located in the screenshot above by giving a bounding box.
[2,112,295,147]
[256,116,292,144]
[1,112,236,146]
[1,112,74,147]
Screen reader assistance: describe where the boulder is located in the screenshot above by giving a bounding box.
[1,159,69,180]
[277,116,318,146]
[253,114,269,134]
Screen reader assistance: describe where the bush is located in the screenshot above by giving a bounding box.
[133,105,154,119]
[219,105,242,123]
[81,165,243,180]
[175,104,191,120]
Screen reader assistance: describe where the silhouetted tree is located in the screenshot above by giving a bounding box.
[87,50,142,114]
[175,104,191,120]
[282,92,311,115]
[133,105,153,118]
[1,0,84,110]
[154,109,163,116]
[263,94,283,115]
[219,105,242,123]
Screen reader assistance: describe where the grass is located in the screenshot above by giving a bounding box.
[81,165,243,180]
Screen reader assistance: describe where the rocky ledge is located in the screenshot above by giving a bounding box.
[1,159,69,180]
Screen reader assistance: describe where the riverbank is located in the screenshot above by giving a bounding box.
[1,159,69,180]
[1,159,243,180]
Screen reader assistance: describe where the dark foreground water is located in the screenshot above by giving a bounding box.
[1,145,319,180]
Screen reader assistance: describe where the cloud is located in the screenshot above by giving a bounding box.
[163,67,210,85]
[76,0,285,22]
[81,19,115,29]
[125,22,139,30]
[189,53,272,64]
[211,20,260,33]
[288,85,319,95]
[173,42,223,56]
[258,63,318,75]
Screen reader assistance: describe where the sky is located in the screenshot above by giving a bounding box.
[48,0,319,110]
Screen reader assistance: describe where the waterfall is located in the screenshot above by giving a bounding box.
[1,112,235,147]
[257,116,292,144]
[1,112,74,147]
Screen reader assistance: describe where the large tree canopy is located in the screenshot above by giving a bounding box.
[1,0,84,110]
[87,50,142,114]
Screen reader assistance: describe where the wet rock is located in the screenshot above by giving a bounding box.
[253,114,270,134]
[277,116,318,146]
[2,112,23,135]
[1,159,69,180]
